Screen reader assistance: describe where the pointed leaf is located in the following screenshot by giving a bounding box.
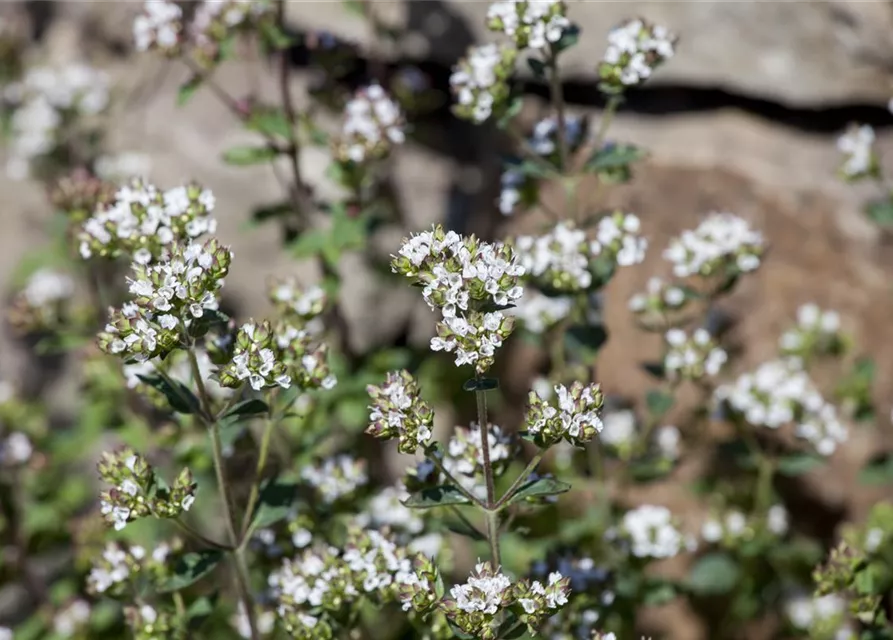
[136,374,201,415]
[177,76,202,106]
[157,550,223,593]
[646,389,674,418]
[686,552,740,595]
[526,58,547,79]
[859,453,893,486]
[250,479,300,530]
[776,452,824,476]
[220,399,270,421]
[507,477,571,505]
[222,145,279,166]
[463,377,499,392]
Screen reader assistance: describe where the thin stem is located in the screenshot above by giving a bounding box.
[548,44,568,173]
[755,452,776,514]
[240,415,277,538]
[171,517,231,551]
[474,381,502,566]
[494,450,545,510]
[592,94,623,156]
[182,56,247,119]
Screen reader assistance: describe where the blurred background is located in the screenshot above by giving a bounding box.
[2,1,893,638]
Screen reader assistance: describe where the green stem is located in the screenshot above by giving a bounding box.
[171,517,231,551]
[548,44,568,173]
[474,380,502,566]
[592,94,623,153]
[240,415,277,538]
[755,453,776,514]
[494,450,545,510]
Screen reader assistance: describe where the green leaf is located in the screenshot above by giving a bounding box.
[290,229,330,258]
[641,361,666,380]
[220,399,270,421]
[177,76,202,106]
[444,514,487,541]
[222,145,279,166]
[866,200,893,227]
[686,552,741,595]
[643,580,677,605]
[260,22,295,50]
[646,389,674,418]
[157,550,223,593]
[247,107,292,139]
[186,593,218,629]
[462,377,499,392]
[584,142,647,183]
[507,477,571,505]
[564,324,609,356]
[245,202,294,229]
[776,452,825,476]
[496,96,523,130]
[526,58,547,79]
[403,486,472,509]
[250,479,300,530]
[188,308,230,339]
[553,23,580,53]
[859,453,893,486]
[136,374,201,415]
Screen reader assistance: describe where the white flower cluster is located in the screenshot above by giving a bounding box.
[87,542,163,594]
[499,167,527,216]
[393,226,525,373]
[270,280,326,321]
[79,178,217,263]
[599,18,676,90]
[0,432,33,466]
[232,603,276,639]
[655,424,681,460]
[526,381,604,448]
[133,0,183,53]
[618,504,692,559]
[663,212,764,278]
[335,84,405,163]
[99,239,231,362]
[4,63,109,180]
[701,505,788,544]
[716,359,848,456]
[19,268,74,309]
[628,277,687,314]
[300,455,368,504]
[599,409,636,450]
[511,289,573,334]
[779,303,843,358]
[487,0,570,50]
[450,562,512,615]
[450,43,516,124]
[837,124,877,180]
[356,484,425,537]
[786,593,851,635]
[366,370,434,454]
[446,422,514,477]
[592,211,648,267]
[515,222,593,291]
[663,327,727,380]
[53,600,91,636]
[271,528,413,632]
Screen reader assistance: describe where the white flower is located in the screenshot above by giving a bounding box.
[94,151,153,183]
[510,289,573,334]
[620,504,685,558]
[133,1,183,52]
[515,222,594,290]
[663,328,727,380]
[600,410,636,448]
[53,599,91,635]
[663,212,764,278]
[487,0,569,50]
[450,562,512,614]
[655,424,680,459]
[300,455,368,504]
[837,124,876,179]
[450,43,515,124]
[767,504,789,535]
[600,18,676,89]
[335,84,405,163]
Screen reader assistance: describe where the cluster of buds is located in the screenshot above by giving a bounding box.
[124,605,175,640]
[598,18,676,92]
[512,572,572,631]
[366,370,435,454]
[663,327,728,381]
[271,528,414,627]
[663,212,764,279]
[98,449,196,531]
[441,562,514,638]
[50,168,116,222]
[392,225,525,373]
[7,268,74,334]
[525,382,604,448]
[701,504,789,546]
[515,222,597,292]
[616,504,693,559]
[334,84,405,164]
[86,541,174,595]
[779,303,844,359]
[486,0,570,50]
[836,124,878,181]
[591,211,648,268]
[715,359,849,456]
[399,554,441,613]
[218,319,336,391]
[300,454,368,504]
[628,277,688,317]
[98,239,231,362]
[511,289,573,334]
[78,178,217,263]
[450,43,516,124]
